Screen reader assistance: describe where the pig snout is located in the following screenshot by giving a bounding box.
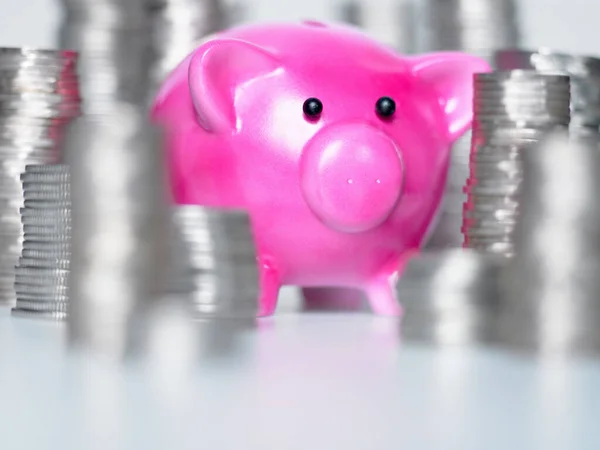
[300,123,404,233]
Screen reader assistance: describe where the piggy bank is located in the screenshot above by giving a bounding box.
[151,21,490,317]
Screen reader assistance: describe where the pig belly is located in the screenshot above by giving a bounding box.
[281,251,403,287]
[256,226,411,287]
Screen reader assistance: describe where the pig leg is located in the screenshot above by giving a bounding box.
[257,261,281,317]
[364,250,418,316]
[302,287,367,312]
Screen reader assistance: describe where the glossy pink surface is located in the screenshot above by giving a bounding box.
[300,122,404,233]
[151,21,490,317]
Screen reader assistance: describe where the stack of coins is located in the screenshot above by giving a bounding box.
[66,106,171,356]
[52,0,174,355]
[58,0,153,112]
[496,132,600,355]
[398,249,502,346]
[415,0,520,61]
[417,0,521,249]
[462,71,571,257]
[12,164,70,319]
[170,205,259,318]
[146,0,232,93]
[495,49,600,132]
[338,0,362,27]
[0,48,80,305]
[52,0,173,358]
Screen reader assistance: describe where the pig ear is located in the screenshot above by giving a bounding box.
[188,38,281,133]
[409,52,491,142]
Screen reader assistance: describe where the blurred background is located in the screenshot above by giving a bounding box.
[2,0,596,55]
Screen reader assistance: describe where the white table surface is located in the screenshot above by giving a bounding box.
[0,288,599,450]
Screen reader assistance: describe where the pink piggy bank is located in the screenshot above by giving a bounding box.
[151,21,490,317]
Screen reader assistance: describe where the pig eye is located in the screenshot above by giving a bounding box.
[303,98,323,118]
[376,97,396,119]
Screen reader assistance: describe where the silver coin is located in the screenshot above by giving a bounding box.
[464,185,520,197]
[463,209,519,222]
[20,245,71,256]
[21,176,70,185]
[23,199,71,209]
[471,138,543,152]
[468,160,521,175]
[0,101,80,119]
[20,172,70,183]
[22,222,69,230]
[465,233,515,244]
[22,196,71,206]
[464,176,522,189]
[0,58,76,70]
[21,219,71,230]
[23,192,71,202]
[0,91,75,103]
[0,72,78,83]
[14,269,69,282]
[11,308,67,320]
[22,236,70,244]
[20,207,71,217]
[464,194,519,206]
[14,284,68,297]
[23,223,71,232]
[14,289,69,302]
[21,217,71,227]
[463,197,519,209]
[15,281,69,293]
[21,248,70,259]
[0,71,76,85]
[24,163,69,173]
[22,228,70,237]
[463,209,518,222]
[0,47,77,61]
[18,255,69,267]
[462,225,515,238]
[22,183,71,192]
[14,265,68,276]
[0,84,79,97]
[14,299,68,311]
[22,179,70,188]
